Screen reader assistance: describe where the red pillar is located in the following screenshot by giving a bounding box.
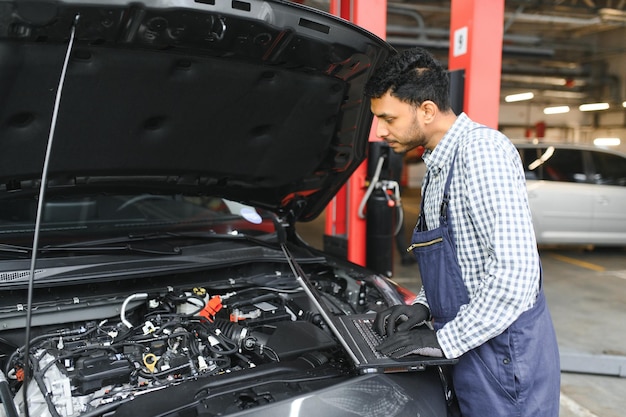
[448,0,504,128]
[326,0,387,266]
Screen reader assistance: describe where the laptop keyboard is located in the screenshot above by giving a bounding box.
[353,317,385,358]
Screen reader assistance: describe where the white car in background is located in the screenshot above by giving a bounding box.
[514,142,626,247]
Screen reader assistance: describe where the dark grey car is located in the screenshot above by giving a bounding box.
[0,1,452,416]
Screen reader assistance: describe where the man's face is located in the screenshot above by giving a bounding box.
[370,91,428,153]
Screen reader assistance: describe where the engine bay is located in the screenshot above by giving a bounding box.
[0,263,391,417]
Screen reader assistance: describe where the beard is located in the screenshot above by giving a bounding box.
[386,113,427,153]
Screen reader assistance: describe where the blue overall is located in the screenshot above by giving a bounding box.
[410,153,560,417]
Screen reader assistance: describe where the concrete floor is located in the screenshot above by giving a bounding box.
[297,187,626,417]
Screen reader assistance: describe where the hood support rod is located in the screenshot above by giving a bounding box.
[22,14,81,417]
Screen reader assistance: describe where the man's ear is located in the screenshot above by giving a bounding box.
[420,100,437,124]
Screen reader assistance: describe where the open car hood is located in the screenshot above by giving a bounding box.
[0,0,393,222]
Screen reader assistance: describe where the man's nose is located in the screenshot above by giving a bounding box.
[375,120,388,138]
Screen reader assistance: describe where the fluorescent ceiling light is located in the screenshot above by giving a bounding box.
[543,106,570,115]
[505,92,534,102]
[579,102,609,111]
[542,90,586,99]
[594,137,621,147]
[623,101,626,108]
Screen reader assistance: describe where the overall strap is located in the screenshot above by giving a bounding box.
[417,148,460,231]
[416,172,430,231]
[439,150,459,225]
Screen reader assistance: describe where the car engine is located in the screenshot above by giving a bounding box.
[0,267,387,417]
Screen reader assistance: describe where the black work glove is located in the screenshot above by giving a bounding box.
[376,327,443,358]
[374,303,430,337]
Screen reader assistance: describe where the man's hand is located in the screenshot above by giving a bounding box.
[374,304,430,337]
[376,327,443,358]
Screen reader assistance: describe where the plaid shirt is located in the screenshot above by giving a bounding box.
[414,113,541,358]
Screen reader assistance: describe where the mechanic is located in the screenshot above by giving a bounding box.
[364,47,560,417]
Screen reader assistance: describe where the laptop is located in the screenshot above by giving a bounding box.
[282,245,457,374]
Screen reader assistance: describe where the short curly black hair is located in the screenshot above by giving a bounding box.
[364,47,451,111]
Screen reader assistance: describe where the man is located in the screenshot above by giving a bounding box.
[364,47,560,416]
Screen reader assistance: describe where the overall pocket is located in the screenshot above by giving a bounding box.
[409,227,468,322]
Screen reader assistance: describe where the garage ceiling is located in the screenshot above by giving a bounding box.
[306,0,626,106]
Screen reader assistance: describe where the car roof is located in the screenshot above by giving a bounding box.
[511,141,626,157]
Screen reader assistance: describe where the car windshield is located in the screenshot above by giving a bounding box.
[0,194,277,248]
